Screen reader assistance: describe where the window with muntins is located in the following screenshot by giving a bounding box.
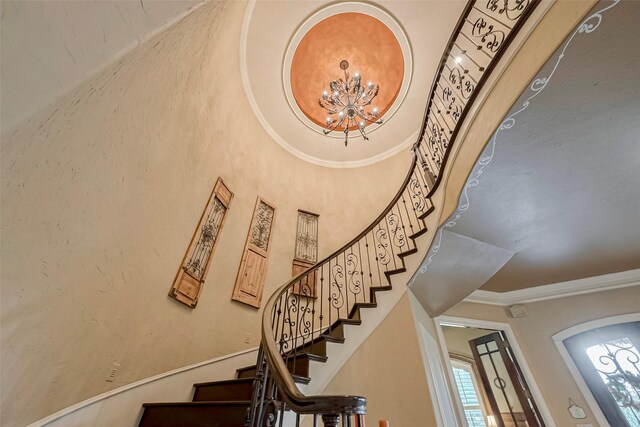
[564,321,640,427]
[452,361,487,427]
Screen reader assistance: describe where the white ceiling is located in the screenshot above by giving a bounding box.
[410,0,640,302]
[1,0,205,133]
[242,0,467,168]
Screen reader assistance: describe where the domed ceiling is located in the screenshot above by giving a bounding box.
[242,1,466,168]
[289,12,404,132]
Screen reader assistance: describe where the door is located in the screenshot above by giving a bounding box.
[470,332,546,427]
[564,321,640,427]
[232,197,276,308]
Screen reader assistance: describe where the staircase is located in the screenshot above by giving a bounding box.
[138,279,400,426]
[138,1,539,425]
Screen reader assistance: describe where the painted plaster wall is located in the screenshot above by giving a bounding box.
[303,294,438,427]
[444,286,640,427]
[0,1,410,425]
[0,0,205,132]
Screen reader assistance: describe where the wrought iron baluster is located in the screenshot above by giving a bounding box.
[453,42,486,72]
[320,264,325,340]
[399,192,415,237]
[283,290,294,359]
[343,251,349,320]
[371,229,384,288]
[292,288,302,375]
[356,240,365,304]
[274,297,283,353]
[278,401,286,427]
[364,233,375,293]
[327,258,333,329]
[311,270,317,352]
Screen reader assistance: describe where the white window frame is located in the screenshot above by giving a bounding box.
[552,312,640,427]
[451,358,490,427]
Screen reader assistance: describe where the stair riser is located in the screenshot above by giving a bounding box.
[139,404,247,427]
[193,382,253,402]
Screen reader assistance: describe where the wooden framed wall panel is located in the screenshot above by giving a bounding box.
[232,197,277,308]
[292,210,319,298]
[292,259,317,298]
[169,178,233,308]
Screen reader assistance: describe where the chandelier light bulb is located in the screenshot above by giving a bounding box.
[326,117,332,124]
[455,56,463,64]
[322,90,328,99]
[368,81,374,90]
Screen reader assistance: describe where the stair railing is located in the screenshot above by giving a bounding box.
[248,1,540,425]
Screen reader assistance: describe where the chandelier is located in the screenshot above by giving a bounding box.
[319,60,382,146]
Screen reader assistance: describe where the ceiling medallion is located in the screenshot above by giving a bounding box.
[320,60,382,146]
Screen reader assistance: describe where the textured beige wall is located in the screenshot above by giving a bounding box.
[307,294,438,427]
[444,286,640,427]
[441,326,496,359]
[0,1,410,425]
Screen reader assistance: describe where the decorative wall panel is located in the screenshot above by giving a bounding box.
[169,178,233,308]
[232,197,277,308]
[294,210,319,263]
[292,210,319,298]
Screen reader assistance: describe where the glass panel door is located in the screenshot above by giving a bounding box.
[470,332,546,427]
[564,321,640,427]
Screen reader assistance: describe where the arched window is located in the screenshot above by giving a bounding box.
[563,321,640,426]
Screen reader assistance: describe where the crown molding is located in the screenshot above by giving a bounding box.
[464,268,640,306]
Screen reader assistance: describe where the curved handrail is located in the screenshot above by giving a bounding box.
[250,0,540,424]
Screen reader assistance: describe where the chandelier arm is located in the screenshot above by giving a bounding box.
[355,110,382,124]
[319,99,340,112]
[357,126,369,141]
[330,116,347,132]
[353,88,364,104]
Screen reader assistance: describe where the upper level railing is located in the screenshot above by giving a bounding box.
[248,1,540,425]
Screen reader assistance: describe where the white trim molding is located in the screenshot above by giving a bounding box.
[552,313,640,427]
[435,316,557,427]
[464,268,640,306]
